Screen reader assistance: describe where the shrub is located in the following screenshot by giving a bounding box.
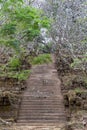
[12,70,31,81]
[8,57,21,70]
[0,70,31,81]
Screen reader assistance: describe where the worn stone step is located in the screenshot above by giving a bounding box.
[19,106,65,109]
[18,117,66,121]
[19,107,65,111]
[21,98,63,100]
[16,123,64,126]
[20,107,65,113]
[19,114,65,120]
[22,96,62,99]
[20,112,65,117]
[21,102,64,106]
[17,119,66,123]
[20,108,66,113]
[22,103,64,108]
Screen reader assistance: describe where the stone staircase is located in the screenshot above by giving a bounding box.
[17,62,66,125]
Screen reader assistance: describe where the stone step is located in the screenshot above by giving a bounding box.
[17,119,66,123]
[18,114,66,118]
[19,106,65,110]
[16,123,64,126]
[20,112,65,117]
[21,102,64,105]
[21,103,64,106]
[22,97,63,100]
[19,108,65,112]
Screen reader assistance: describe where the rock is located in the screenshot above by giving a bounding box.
[63,94,69,107]
[83,116,87,120]
[75,97,82,107]
[67,90,76,106]
[62,124,73,130]
[81,92,87,100]
[82,120,86,126]
[83,104,87,110]
[66,114,71,121]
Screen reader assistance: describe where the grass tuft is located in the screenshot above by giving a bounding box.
[31,54,52,65]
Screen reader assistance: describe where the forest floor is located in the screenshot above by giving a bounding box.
[0,56,67,130]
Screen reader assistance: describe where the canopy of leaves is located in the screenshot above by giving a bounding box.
[0,0,50,54]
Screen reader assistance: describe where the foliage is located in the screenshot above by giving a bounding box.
[8,57,21,70]
[74,88,83,93]
[43,0,87,72]
[70,55,87,72]
[0,0,50,55]
[31,54,52,65]
[39,42,53,53]
[0,67,31,81]
[0,39,21,54]
[0,0,50,84]
[71,58,82,68]
[10,70,31,81]
[1,23,16,36]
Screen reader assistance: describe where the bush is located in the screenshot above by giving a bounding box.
[8,57,21,70]
[0,70,31,81]
[12,70,31,81]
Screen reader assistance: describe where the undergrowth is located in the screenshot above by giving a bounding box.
[8,57,21,70]
[0,68,31,81]
[0,54,52,81]
[0,62,31,81]
[31,54,52,65]
[8,70,31,81]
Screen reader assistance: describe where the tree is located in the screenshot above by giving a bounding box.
[0,0,50,57]
[42,0,87,71]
